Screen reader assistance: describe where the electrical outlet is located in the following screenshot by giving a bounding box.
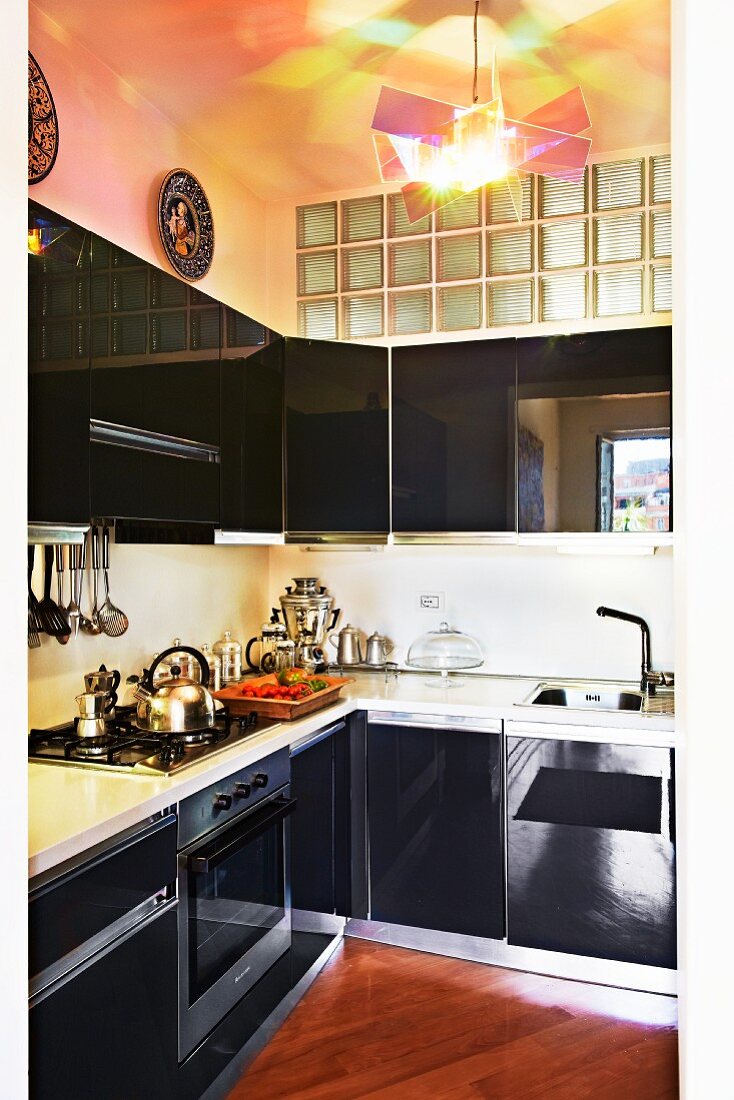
[418,592,444,611]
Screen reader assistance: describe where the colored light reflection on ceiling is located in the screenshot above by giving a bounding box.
[372,46,591,222]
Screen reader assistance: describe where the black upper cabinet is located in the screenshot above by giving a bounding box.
[28,204,91,524]
[284,338,389,536]
[367,720,505,940]
[220,324,282,533]
[517,327,672,534]
[392,338,516,532]
[507,736,676,968]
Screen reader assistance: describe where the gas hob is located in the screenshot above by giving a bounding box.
[28,704,281,776]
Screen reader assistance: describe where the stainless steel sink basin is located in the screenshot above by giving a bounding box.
[525,684,645,712]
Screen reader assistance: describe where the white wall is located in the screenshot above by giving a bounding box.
[28,543,270,728]
[269,545,674,682]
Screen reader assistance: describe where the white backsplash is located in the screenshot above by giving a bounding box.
[269,545,674,683]
[28,544,271,728]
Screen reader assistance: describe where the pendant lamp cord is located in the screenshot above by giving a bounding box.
[472,0,480,103]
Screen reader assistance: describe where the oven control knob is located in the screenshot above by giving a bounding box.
[234,782,251,799]
[253,773,268,788]
[214,793,232,810]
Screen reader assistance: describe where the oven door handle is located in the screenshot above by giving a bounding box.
[187,796,297,875]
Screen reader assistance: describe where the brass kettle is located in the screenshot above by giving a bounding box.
[134,645,215,735]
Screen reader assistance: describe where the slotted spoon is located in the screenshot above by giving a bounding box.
[98,527,129,638]
[54,545,71,645]
[79,530,101,635]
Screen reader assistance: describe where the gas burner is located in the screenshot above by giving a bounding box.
[70,736,119,757]
[174,729,217,745]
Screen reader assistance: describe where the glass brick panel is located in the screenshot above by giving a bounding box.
[149,269,187,309]
[388,239,431,286]
[488,279,533,326]
[151,311,187,353]
[90,274,109,314]
[111,314,147,355]
[343,295,384,339]
[651,210,672,258]
[437,233,482,281]
[342,246,383,292]
[651,154,672,204]
[652,265,673,312]
[488,227,533,275]
[594,213,644,264]
[593,159,643,210]
[540,272,587,321]
[388,193,431,237]
[42,278,74,318]
[111,269,147,312]
[226,311,266,347]
[297,202,337,248]
[91,316,108,358]
[486,176,533,223]
[342,196,383,242]
[298,298,337,339]
[594,268,643,317]
[111,245,143,268]
[437,284,482,330]
[190,307,220,351]
[540,220,587,269]
[41,320,73,361]
[297,251,337,296]
[388,289,432,335]
[436,190,481,230]
[540,171,587,217]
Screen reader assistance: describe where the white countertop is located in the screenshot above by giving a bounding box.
[29,671,675,880]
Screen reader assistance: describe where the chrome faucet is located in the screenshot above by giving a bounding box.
[596,606,674,695]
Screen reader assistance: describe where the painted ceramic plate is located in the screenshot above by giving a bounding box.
[157,169,214,281]
[28,53,59,184]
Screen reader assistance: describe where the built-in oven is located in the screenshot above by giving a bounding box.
[177,746,296,1061]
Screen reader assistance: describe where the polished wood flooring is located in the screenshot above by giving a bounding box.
[229,938,678,1099]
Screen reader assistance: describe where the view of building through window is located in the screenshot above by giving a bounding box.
[599,433,671,532]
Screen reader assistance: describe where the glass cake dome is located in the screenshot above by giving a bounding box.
[406,621,484,687]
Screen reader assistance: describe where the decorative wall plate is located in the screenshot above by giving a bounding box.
[28,52,59,185]
[157,169,214,281]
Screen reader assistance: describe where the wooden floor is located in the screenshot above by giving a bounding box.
[229,938,678,1099]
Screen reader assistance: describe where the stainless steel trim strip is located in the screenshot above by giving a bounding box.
[290,721,347,757]
[285,532,389,545]
[368,710,502,734]
[506,719,675,747]
[214,530,285,545]
[29,897,177,1004]
[291,910,347,935]
[518,532,673,547]
[27,523,89,546]
[392,531,517,545]
[344,919,677,996]
[90,419,220,463]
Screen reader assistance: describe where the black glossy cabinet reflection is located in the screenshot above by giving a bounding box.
[220,328,282,533]
[517,328,672,534]
[290,721,350,916]
[507,736,676,967]
[28,206,91,524]
[284,338,389,535]
[392,339,516,532]
[367,722,504,939]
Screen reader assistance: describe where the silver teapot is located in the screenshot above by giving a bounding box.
[133,645,215,735]
[329,624,363,666]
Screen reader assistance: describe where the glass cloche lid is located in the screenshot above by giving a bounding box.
[406,622,484,672]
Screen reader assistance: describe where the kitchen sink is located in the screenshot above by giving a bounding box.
[524,684,645,712]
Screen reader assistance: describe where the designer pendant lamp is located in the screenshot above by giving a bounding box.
[371,1,592,223]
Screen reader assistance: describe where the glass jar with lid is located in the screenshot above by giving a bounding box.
[406,621,484,687]
[213,630,243,684]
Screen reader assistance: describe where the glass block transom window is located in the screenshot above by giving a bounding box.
[296,153,672,339]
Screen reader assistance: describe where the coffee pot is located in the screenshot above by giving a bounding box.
[83,664,120,720]
[274,577,340,672]
[364,632,394,667]
[329,624,363,666]
[245,620,289,673]
[75,691,108,739]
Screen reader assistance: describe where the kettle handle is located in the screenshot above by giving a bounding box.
[245,637,259,672]
[271,608,281,623]
[145,645,210,689]
[329,633,340,648]
[329,608,341,632]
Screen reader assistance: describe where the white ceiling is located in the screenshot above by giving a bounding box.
[34,0,670,200]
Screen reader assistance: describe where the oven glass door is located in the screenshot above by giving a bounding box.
[179,791,295,1059]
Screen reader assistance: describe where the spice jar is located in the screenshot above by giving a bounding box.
[200,643,222,692]
[213,630,242,684]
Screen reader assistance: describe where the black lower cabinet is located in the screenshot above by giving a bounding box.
[290,720,350,916]
[507,736,676,967]
[367,721,504,939]
[30,905,178,1100]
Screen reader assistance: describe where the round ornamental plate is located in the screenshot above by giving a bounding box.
[157,169,214,281]
[28,53,59,184]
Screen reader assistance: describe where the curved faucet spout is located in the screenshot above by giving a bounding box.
[596,606,653,693]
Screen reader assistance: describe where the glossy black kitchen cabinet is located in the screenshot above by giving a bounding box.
[30,906,178,1100]
[367,720,504,939]
[507,735,676,967]
[392,338,516,533]
[220,330,283,533]
[284,337,389,537]
[28,203,91,524]
[89,232,221,523]
[517,327,672,534]
[290,720,351,916]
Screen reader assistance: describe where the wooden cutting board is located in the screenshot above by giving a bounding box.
[213,674,354,720]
